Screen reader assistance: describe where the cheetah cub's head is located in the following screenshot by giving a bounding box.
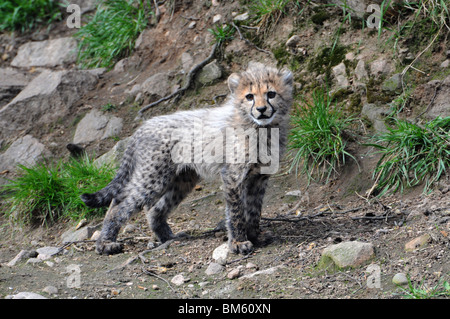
[228,64,293,126]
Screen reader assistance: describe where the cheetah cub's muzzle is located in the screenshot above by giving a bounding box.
[248,90,278,123]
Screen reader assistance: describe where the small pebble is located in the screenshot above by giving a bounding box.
[227,267,242,280]
[392,273,409,286]
[42,285,58,295]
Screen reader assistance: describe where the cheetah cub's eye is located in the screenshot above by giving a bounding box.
[267,91,276,99]
[245,94,254,101]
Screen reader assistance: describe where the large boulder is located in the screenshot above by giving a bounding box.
[141,72,173,98]
[73,109,123,145]
[0,68,33,108]
[361,103,390,133]
[0,135,50,173]
[0,70,98,140]
[11,37,78,68]
[319,241,375,270]
[197,60,222,85]
[94,137,130,168]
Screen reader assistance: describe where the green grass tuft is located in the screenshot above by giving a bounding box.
[0,0,63,32]
[370,116,450,196]
[249,0,289,33]
[74,0,150,69]
[395,274,450,299]
[1,155,116,225]
[288,89,357,184]
[208,24,235,45]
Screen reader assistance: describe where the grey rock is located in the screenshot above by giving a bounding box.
[213,14,222,24]
[26,258,43,265]
[141,73,173,98]
[0,68,33,108]
[416,75,450,119]
[36,246,61,260]
[354,60,368,82]
[404,234,430,252]
[0,135,50,172]
[197,60,222,85]
[382,73,402,92]
[11,37,77,68]
[240,265,284,279]
[61,225,99,243]
[94,137,130,168]
[212,243,229,265]
[319,241,375,269]
[361,103,390,133]
[0,68,31,87]
[171,273,189,286]
[285,190,302,197]
[392,273,409,286]
[227,266,243,279]
[286,35,301,48]
[42,285,58,295]
[205,262,224,275]
[332,62,349,88]
[440,59,449,68]
[6,249,38,267]
[73,109,123,144]
[5,292,47,299]
[234,12,249,22]
[369,58,393,77]
[0,70,98,140]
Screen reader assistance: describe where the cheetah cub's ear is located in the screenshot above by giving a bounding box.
[227,73,240,94]
[281,68,293,86]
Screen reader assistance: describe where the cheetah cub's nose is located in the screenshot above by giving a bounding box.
[256,106,267,113]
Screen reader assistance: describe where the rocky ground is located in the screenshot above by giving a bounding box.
[0,0,449,299]
[1,171,449,299]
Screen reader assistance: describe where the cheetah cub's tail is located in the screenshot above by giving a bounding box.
[80,190,113,208]
[81,140,136,208]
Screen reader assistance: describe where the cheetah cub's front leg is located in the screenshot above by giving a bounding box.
[221,166,257,255]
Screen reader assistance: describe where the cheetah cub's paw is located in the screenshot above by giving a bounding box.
[229,239,254,255]
[96,241,123,255]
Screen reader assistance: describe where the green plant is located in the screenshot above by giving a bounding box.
[0,0,63,32]
[375,0,449,53]
[1,156,116,225]
[370,116,450,196]
[249,0,289,33]
[395,275,450,299]
[288,89,357,184]
[75,0,150,69]
[101,102,117,112]
[208,24,235,45]
[402,0,450,32]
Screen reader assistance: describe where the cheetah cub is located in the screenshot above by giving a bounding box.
[81,64,293,255]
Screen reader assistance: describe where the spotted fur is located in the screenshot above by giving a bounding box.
[81,63,293,255]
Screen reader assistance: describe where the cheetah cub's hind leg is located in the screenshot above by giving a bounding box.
[96,198,139,255]
[145,168,199,245]
[96,165,178,255]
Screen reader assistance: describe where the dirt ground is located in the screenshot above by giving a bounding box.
[1,156,449,299]
[0,1,449,301]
